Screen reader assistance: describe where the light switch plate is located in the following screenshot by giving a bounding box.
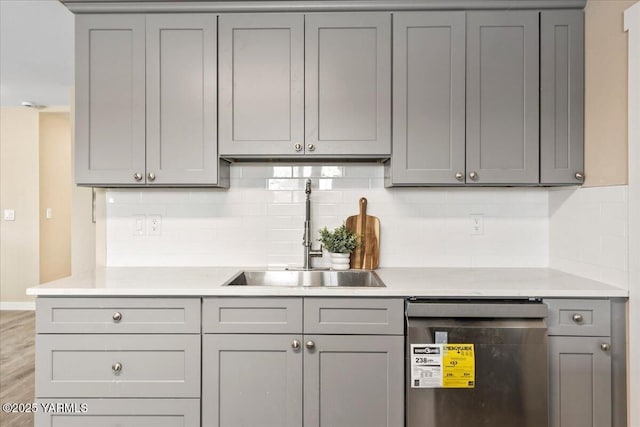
[3,209,15,221]
[133,215,145,236]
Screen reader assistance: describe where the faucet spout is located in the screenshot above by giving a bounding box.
[302,179,323,270]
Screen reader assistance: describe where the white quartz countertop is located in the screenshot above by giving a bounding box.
[26,267,628,298]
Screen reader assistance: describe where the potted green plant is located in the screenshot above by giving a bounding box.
[318,224,361,270]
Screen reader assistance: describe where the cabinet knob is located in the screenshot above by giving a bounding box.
[291,339,301,350]
[133,173,143,182]
[147,172,156,181]
[600,343,610,352]
[575,172,585,181]
[112,312,122,322]
[572,313,583,323]
[455,172,464,182]
[294,143,303,152]
[305,340,315,350]
[307,144,315,152]
[112,362,122,374]
[469,171,478,181]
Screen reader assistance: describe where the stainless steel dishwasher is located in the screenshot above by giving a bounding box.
[406,299,548,427]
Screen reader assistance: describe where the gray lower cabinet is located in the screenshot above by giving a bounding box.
[546,298,619,427]
[35,399,200,427]
[35,297,202,425]
[549,336,612,427]
[466,11,540,184]
[75,14,228,187]
[388,12,466,185]
[303,334,404,427]
[203,334,303,427]
[540,10,585,184]
[202,297,404,427]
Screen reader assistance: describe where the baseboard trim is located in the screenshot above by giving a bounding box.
[0,301,36,311]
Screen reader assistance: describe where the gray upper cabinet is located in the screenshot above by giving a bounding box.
[218,14,304,157]
[75,14,228,187]
[466,11,540,184]
[219,12,391,158]
[540,10,585,185]
[75,15,146,186]
[305,13,391,157]
[389,12,466,185]
[146,14,219,185]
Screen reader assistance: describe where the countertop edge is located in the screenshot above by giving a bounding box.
[25,267,630,299]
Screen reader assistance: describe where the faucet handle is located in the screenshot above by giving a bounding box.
[310,244,323,257]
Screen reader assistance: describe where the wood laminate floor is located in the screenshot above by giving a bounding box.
[0,310,35,427]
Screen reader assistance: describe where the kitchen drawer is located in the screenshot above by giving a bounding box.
[36,334,200,398]
[36,298,201,334]
[203,297,303,333]
[35,399,200,426]
[304,298,404,335]
[545,299,611,336]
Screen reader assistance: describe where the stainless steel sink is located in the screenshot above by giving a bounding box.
[224,270,385,287]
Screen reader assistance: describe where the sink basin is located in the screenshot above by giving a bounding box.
[224,270,385,288]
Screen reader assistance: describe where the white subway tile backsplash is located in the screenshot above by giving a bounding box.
[103,165,621,275]
[549,185,629,287]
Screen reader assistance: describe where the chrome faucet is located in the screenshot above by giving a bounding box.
[302,179,323,270]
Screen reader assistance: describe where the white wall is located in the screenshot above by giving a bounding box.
[624,3,639,426]
[0,107,39,306]
[105,164,549,269]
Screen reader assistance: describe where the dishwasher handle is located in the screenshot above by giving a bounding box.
[406,302,548,319]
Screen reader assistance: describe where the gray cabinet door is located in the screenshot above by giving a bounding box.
[305,13,391,157]
[35,399,200,427]
[466,11,539,184]
[304,335,404,427]
[218,14,304,156]
[549,336,612,427]
[540,10,585,184]
[391,12,466,185]
[75,14,146,186]
[146,14,218,185]
[202,334,303,427]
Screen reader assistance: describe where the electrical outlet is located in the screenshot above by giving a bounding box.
[133,215,146,236]
[470,214,484,236]
[148,215,162,236]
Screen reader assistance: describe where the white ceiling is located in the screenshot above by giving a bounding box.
[0,0,74,107]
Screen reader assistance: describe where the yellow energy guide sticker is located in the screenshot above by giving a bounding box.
[442,344,475,388]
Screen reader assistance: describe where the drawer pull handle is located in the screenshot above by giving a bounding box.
[305,340,315,350]
[112,362,122,374]
[600,343,610,352]
[572,313,584,323]
[112,312,122,322]
[291,339,301,350]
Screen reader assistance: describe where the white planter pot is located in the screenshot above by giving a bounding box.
[330,253,350,270]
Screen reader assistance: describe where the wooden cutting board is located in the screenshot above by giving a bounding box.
[345,197,380,270]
